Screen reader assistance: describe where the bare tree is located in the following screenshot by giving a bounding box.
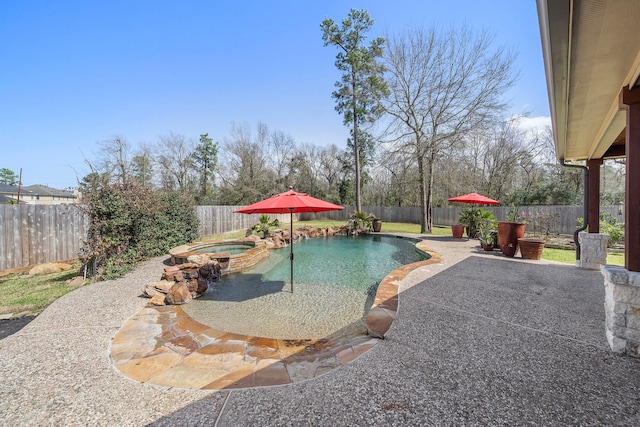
[381,25,517,232]
[374,147,421,207]
[217,122,278,204]
[156,132,195,192]
[289,143,323,195]
[318,144,343,194]
[267,128,296,185]
[96,135,132,185]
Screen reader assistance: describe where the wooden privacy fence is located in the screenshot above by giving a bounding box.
[0,204,623,271]
[196,206,298,237]
[300,205,624,235]
[0,204,89,272]
[0,205,298,271]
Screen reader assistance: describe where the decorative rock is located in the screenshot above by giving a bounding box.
[147,293,166,306]
[198,264,212,278]
[197,278,208,293]
[150,258,223,305]
[163,265,181,273]
[186,279,198,293]
[28,262,73,276]
[148,280,174,293]
[187,254,210,265]
[166,282,192,305]
[186,268,201,279]
[271,234,285,249]
[143,285,157,297]
[66,276,85,288]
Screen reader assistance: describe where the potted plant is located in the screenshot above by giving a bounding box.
[451,224,465,239]
[457,207,480,238]
[477,214,498,251]
[518,237,545,259]
[347,211,375,234]
[498,204,525,257]
[458,207,495,239]
[517,210,551,260]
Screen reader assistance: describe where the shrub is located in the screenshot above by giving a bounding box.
[577,212,625,247]
[599,212,625,247]
[252,214,279,238]
[458,208,496,238]
[79,181,199,279]
[347,211,375,233]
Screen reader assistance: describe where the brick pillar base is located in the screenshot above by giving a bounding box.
[579,232,609,269]
[601,265,640,357]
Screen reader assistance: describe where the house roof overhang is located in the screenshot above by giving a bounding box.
[537,0,640,162]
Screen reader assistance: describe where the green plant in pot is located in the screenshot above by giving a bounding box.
[347,211,375,234]
[252,214,279,238]
[458,207,496,239]
[477,211,497,250]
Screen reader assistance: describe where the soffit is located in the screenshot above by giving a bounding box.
[538,0,640,161]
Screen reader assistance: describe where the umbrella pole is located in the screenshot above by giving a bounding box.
[289,208,294,293]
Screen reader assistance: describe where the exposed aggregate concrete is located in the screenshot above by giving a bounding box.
[2,238,640,426]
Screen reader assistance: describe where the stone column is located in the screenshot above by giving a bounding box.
[578,232,609,269]
[602,265,640,357]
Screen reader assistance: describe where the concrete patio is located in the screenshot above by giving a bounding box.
[1,236,639,426]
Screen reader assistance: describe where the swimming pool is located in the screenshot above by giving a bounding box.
[182,234,428,340]
[191,242,254,255]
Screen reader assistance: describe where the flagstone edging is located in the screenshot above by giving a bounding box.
[110,237,443,390]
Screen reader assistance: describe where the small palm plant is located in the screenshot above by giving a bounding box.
[252,214,279,238]
[346,211,375,234]
[459,207,496,239]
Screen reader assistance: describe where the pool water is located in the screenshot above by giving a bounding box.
[191,243,253,255]
[182,235,428,339]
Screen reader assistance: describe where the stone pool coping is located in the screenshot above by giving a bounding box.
[111,234,443,390]
[169,239,269,272]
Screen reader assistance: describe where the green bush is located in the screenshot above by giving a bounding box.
[458,208,496,238]
[599,212,625,247]
[79,181,199,280]
[347,211,375,233]
[252,214,279,238]
[577,212,624,247]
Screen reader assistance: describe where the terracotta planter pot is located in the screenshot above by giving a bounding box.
[481,242,495,251]
[502,243,517,257]
[518,238,545,260]
[451,224,465,239]
[498,221,525,256]
[372,219,382,232]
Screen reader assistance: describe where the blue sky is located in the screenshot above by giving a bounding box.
[0,0,548,190]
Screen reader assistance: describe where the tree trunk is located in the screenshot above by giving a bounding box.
[417,153,428,233]
[353,73,362,213]
[425,151,435,233]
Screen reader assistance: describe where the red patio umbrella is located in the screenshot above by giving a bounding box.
[448,192,500,206]
[234,187,343,292]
